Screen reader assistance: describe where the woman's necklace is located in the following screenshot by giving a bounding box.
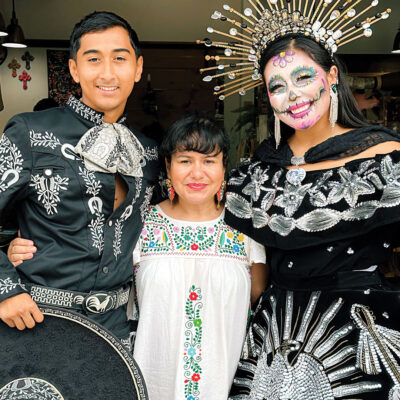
[286,156,306,185]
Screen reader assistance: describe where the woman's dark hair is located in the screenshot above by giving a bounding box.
[259,34,367,143]
[69,11,141,59]
[160,114,229,168]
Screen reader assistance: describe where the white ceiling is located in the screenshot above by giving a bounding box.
[0,0,398,53]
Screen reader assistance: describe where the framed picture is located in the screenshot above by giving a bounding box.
[47,49,81,105]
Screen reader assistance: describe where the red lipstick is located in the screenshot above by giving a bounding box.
[188,183,207,191]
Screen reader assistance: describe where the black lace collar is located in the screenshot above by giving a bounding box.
[255,125,400,167]
[66,95,127,126]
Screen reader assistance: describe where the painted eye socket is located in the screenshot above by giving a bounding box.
[296,73,312,81]
[291,66,317,87]
[268,75,287,95]
[269,84,285,93]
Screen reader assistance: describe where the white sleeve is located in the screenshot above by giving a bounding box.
[132,240,141,266]
[248,237,266,265]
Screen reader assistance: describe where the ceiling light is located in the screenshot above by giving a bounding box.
[2,0,26,48]
[0,12,8,37]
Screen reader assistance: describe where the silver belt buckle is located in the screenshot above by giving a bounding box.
[83,292,116,314]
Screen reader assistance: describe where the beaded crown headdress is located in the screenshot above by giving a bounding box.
[197,0,391,99]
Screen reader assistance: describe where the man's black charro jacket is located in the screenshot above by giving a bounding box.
[0,96,159,339]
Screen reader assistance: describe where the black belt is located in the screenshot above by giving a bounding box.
[25,283,130,315]
[271,270,384,291]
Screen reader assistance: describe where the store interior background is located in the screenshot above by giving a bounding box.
[0,0,399,169]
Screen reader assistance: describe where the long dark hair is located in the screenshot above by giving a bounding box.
[259,34,367,143]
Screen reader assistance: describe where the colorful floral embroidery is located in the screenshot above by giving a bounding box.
[139,207,247,260]
[184,285,203,400]
[189,292,198,301]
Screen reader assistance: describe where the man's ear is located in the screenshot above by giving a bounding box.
[69,58,80,84]
[135,56,144,83]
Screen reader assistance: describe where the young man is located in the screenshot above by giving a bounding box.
[0,11,159,346]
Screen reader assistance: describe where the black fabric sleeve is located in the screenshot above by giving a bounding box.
[0,115,32,300]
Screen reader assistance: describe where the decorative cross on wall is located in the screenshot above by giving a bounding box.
[8,58,21,77]
[22,51,34,70]
[19,70,31,90]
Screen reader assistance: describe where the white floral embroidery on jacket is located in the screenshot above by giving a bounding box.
[79,166,105,253]
[30,173,69,215]
[29,130,61,149]
[0,278,25,295]
[0,134,23,192]
[113,178,143,259]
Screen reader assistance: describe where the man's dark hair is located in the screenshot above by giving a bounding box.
[69,11,141,60]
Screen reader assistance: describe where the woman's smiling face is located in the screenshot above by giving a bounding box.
[264,48,332,130]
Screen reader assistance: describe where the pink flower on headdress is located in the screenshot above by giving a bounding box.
[272,50,294,68]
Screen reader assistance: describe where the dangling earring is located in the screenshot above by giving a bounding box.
[274,112,281,149]
[216,180,226,209]
[165,178,175,201]
[329,83,339,128]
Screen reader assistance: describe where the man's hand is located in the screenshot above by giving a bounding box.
[0,293,44,330]
[7,233,37,267]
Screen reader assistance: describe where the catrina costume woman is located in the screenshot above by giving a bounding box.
[199,0,400,398]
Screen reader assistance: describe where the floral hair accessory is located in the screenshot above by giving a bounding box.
[272,50,295,68]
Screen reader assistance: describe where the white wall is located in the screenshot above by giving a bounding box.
[0,48,50,130]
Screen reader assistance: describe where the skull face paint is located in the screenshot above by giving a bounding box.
[264,49,331,130]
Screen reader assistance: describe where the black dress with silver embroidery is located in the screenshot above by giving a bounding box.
[0,96,159,339]
[226,127,400,399]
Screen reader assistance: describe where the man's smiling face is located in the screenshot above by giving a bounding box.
[69,25,143,122]
[264,48,331,130]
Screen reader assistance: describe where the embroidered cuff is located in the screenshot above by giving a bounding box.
[0,276,28,302]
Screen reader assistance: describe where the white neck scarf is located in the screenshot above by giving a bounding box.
[74,123,145,177]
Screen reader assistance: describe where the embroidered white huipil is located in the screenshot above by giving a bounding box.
[130,205,265,400]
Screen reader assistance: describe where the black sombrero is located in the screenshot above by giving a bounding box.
[0,306,147,399]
